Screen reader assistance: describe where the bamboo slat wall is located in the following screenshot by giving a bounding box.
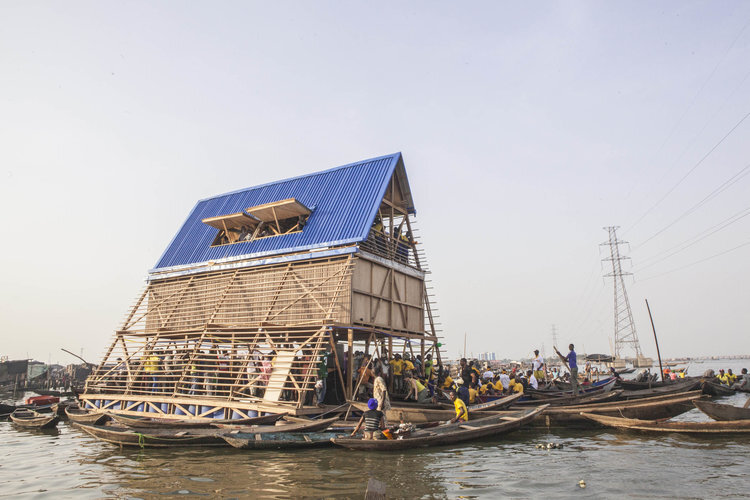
[86,326,330,408]
[126,255,354,335]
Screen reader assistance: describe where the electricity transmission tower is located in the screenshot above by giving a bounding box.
[601,226,643,360]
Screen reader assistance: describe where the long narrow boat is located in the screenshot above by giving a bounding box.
[109,412,285,429]
[73,416,341,448]
[352,395,519,424]
[331,406,545,451]
[10,409,60,429]
[617,378,701,400]
[693,400,750,421]
[65,406,110,425]
[437,393,522,411]
[526,378,617,400]
[221,431,342,450]
[512,389,622,407]
[579,412,750,434]
[700,379,735,397]
[551,377,617,391]
[534,391,704,428]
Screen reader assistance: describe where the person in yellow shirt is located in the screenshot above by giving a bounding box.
[403,357,415,376]
[389,354,405,393]
[442,374,454,390]
[512,376,524,394]
[494,377,505,394]
[143,353,160,392]
[726,369,737,385]
[479,381,492,395]
[449,390,468,422]
[468,383,479,404]
[717,369,729,385]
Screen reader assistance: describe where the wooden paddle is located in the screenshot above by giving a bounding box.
[553,346,571,373]
[744,397,750,409]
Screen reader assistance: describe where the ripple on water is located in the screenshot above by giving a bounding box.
[1,406,750,499]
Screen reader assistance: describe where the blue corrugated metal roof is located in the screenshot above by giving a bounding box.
[151,152,409,272]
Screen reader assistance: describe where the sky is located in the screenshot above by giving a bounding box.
[1,2,749,365]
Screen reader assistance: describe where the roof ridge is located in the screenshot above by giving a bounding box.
[196,152,402,203]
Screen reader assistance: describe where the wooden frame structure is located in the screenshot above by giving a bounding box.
[81,155,442,417]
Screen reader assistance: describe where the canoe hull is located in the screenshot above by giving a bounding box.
[693,400,750,421]
[579,412,750,434]
[331,406,545,451]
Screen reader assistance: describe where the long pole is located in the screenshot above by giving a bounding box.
[645,299,664,383]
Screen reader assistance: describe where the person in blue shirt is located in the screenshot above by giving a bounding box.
[565,344,581,396]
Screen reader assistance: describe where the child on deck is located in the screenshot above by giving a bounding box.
[351,398,386,440]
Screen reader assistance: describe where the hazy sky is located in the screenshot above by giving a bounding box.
[1,2,749,365]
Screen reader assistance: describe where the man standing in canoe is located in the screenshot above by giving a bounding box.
[564,344,581,396]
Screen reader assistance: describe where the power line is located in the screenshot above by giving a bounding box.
[635,204,750,272]
[637,239,750,282]
[633,161,750,251]
[625,110,750,234]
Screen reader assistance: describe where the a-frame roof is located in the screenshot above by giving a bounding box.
[151,152,414,273]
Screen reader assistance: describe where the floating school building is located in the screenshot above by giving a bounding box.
[82,153,441,418]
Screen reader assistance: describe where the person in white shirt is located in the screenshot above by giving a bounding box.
[482,368,494,382]
[532,350,545,382]
[527,370,538,389]
[499,370,510,390]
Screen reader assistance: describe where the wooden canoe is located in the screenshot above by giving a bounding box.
[10,409,60,429]
[73,416,341,448]
[437,393,523,412]
[700,379,735,397]
[350,401,501,424]
[512,389,622,407]
[526,378,617,399]
[65,405,109,425]
[533,391,704,428]
[73,422,227,447]
[331,406,546,451]
[579,412,750,434]
[109,412,285,429]
[617,378,701,400]
[221,431,342,449]
[693,400,750,421]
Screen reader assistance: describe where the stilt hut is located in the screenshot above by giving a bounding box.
[81,153,441,418]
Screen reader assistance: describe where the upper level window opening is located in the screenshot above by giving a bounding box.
[203,198,311,247]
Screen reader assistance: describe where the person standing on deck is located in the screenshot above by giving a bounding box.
[389,354,404,394]
[565,344,581,396]
[532,350,545,383]
[372,364,391,411]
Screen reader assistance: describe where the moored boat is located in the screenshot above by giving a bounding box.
[65,405,110,425]
[512,389,622,407]
[618,378,700,400]
[73,415,341,448]
[534,391,704,428]
[527,377,617,400]
[436,393,522,412]
[10,409,60,429]
[331,406,546,451]
[700,378,735,397]
[221,430,342,449]
[693,400,750,421]
[578,412,750,434]
[109,412,285,429]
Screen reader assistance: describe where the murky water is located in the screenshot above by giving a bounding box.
[1,360,748,499]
